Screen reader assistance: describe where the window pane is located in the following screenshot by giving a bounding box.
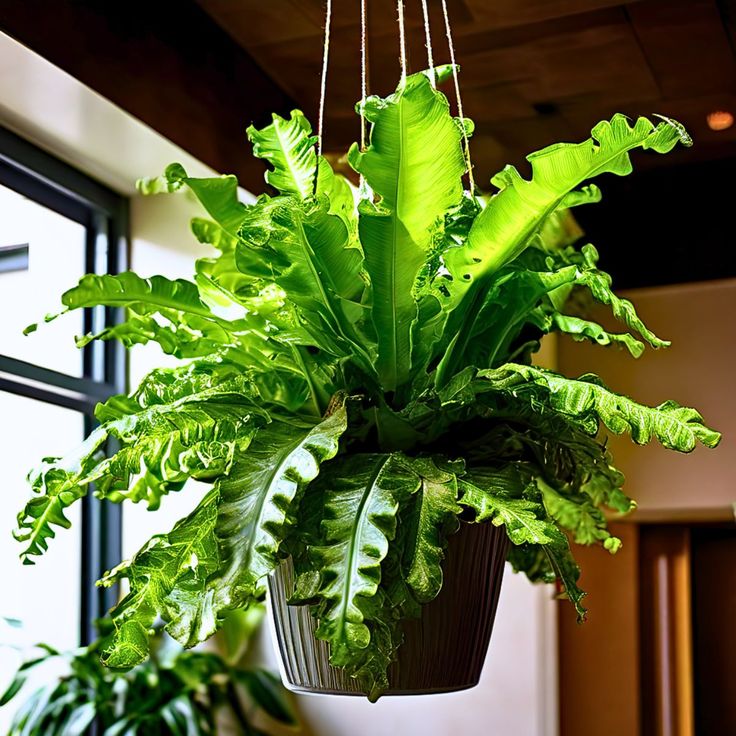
[123,480,205,558]
[0,393,83,734]
[0,182,86,376]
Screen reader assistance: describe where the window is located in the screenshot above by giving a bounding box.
[0,125,128,731]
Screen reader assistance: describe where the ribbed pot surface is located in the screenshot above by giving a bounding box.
[267,521,509,696]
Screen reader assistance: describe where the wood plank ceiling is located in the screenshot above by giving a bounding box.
[2,0,732,285]
[197,0,736,182]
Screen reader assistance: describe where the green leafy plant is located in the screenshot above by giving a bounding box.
[16,66,719,701]
[0,609,296,735]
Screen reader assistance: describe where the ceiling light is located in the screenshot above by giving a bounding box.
[706,111,734,131]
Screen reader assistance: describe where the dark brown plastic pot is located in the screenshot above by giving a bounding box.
[267,521,510,697]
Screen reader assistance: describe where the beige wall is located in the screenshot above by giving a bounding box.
[558,279,735,518]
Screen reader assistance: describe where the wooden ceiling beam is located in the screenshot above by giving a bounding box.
[0,0,296,191]
[626,0,736,99]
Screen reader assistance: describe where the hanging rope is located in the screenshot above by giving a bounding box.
[320,0,473,194]
[397,0,407,84]
[360,0,368,152]
[317,0,333,158]
[359,0,371,196]
[419,0,435,88]
[440,0,475,192]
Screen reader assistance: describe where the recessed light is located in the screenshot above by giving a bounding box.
[706,110,734,131]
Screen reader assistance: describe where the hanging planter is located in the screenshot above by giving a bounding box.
[269,520,509,696]
[14,2,720,706]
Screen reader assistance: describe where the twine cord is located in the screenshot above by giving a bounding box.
[317,0,332,158]
[320,0,473,194]
[440,0,475,192]
[359,0,369,195]
[360,0,368,152]
[420,0,436,88]
[397,0,407,84]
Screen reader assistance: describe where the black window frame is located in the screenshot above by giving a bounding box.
[0,124,128,646]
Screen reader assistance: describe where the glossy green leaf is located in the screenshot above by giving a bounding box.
[455,114,691,283]
[538,479,621,552]
[15,426,108,561]
[247,110,318,199]
[138,163,247,237]
[437,264,580,380]
[236,196,370,368]
[400,457,461,603]
[61,272,209,316]
[476,364,722,451]
[45,271,258,361]
[348,71,466,390]
[99,489,222,668]
[15,362,266,562]
[209,404,348,611]
[573,243,670,349]
[543,535,588,621]
[534,310,646,358]
[459,467,558,546]
[301,453,420,696]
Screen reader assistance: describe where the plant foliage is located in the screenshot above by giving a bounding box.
[17,67,719,700]
[0,613,295,735]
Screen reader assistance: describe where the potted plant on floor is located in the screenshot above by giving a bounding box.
[0,608,296,734]
[15,66,719,701]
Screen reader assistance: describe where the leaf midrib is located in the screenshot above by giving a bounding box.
[387,100,407,389]
[19,428,109,559]
[335,455,391,643]
[475,126,661,278]
[293,213,343,335]
[273,120,313,199]
[72,285,214,320]
[232,417,341,584]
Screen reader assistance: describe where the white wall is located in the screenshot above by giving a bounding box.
[0,31,559,736]
[255,571,558,736]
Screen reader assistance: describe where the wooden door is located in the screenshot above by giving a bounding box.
[559,523,700,736]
